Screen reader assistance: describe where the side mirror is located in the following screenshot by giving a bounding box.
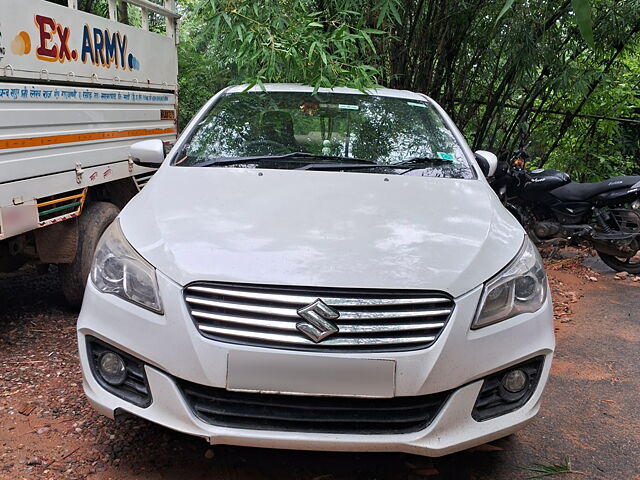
[130,139,165,167]
[474,150,498,177]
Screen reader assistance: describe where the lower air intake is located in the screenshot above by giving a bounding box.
[179,379,450,435]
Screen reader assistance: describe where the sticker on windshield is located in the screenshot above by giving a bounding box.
[407,102,427,108]
[338,104,359,111]
[437,152,455,161]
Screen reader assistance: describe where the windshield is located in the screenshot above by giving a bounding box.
[174,91,475,179]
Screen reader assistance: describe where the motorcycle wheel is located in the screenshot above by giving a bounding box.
[597,251,640,274]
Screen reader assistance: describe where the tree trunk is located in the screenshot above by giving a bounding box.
[118,0,129,25]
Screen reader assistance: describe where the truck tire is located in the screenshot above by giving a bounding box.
[59,201,120,309]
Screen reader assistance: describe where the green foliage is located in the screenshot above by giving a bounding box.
[177,0,640,177]
[175,0,230,128]
[177,41,231,129]
[520,459,574,478]
[496,0,516,24]
[497,0,595,48]
[193,0,395,92]
[571,0,595,48]
[539,41,640,181]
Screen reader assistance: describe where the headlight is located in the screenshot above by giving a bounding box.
[472,237,547,329]
[91,220,163,313]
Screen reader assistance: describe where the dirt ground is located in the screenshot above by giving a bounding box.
[0,252,638,480]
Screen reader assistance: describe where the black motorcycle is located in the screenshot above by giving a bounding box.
[489,140,640,273]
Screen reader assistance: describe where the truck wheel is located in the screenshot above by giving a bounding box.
[59,201,120,309]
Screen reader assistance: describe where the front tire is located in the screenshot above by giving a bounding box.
[59,201,120,308]
[597,250,640,274]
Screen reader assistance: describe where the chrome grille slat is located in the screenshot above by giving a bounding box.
[192,310,445,333]
[187,285,450,306]
[185,296,298,318]
[191,310,297,331]
[198,325,436,346]
[339,322,445,333]
[186,295,452,320]
[340,309,452,320]
[184,282,454,352]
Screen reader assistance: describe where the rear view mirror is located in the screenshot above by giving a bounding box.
[130,139,165,167]
[474,150,498,177]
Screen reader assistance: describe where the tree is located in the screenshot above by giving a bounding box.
[186,0,639,178]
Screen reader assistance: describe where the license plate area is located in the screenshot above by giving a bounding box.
[226,351,396,398]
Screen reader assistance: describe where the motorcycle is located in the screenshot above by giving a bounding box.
[488,137,640,273]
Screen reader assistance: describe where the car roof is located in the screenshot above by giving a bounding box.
[224,83,431,102]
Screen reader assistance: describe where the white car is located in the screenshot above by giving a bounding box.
[77,84,554,456]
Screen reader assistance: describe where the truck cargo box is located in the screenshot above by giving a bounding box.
[0,0,178,307]
[0,0,177,90]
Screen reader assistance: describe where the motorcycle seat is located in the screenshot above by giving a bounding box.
[550,176,640,202]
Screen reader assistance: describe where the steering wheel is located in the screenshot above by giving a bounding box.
[242,139,289,155]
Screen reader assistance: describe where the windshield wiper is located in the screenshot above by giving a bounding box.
[297,157,451,171]
[196,152,377,168]
[390,157,451,167]
[297,163,393,171]
[195,152,313,167]
[190,153,451,172]
[389,157,454,175]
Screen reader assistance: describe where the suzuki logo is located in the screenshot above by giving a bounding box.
[296,299,339,343]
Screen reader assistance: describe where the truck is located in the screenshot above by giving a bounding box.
[0,0,178,307]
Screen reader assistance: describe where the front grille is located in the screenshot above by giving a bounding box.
[183,282,454,352]
[179,379,450,434]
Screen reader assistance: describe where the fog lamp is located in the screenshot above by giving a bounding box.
[632,199,640,210]
[502,369,528,393]
[99,352,127,386]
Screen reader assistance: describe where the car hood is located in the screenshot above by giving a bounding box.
[120,167,524,297]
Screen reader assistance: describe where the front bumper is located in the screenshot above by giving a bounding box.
[78,272,555,457]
